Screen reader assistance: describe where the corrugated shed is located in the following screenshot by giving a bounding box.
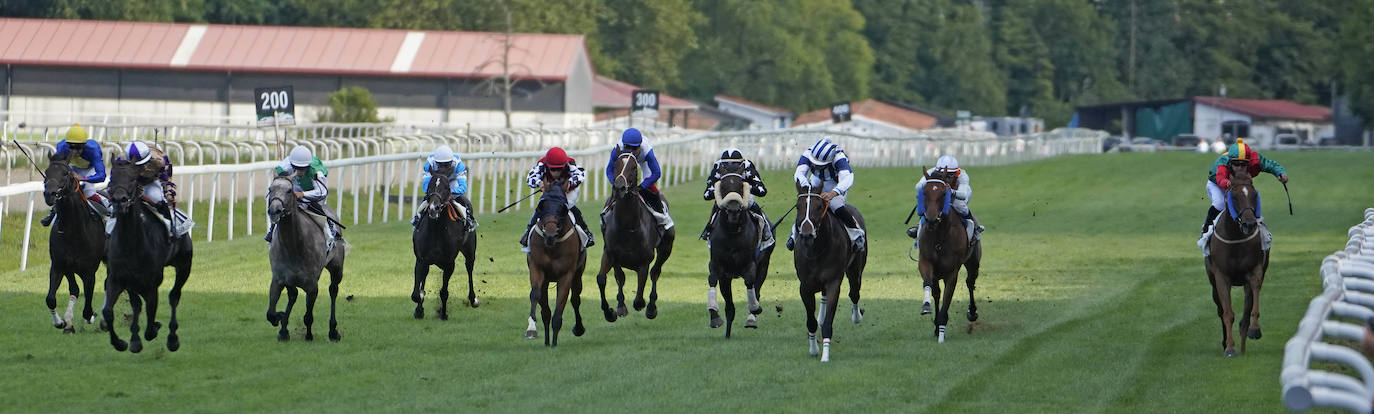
[1193,97,1331,122]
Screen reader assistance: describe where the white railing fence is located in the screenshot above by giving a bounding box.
[2,127,1105,270]
[1282,208,1374,413]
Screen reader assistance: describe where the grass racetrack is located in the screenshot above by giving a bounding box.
[2,151,1371,412]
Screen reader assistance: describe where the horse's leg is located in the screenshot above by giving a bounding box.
[267,279,283,326]
[800,284,819,357]
[1249,254,1269,341]
[46,265,63,329]
[595,255,618,322]
[646,264,661,320]
[847,257,865,324]
[1240,282,1254,355]
[1207,264,1236,357]
[648,232,674,318]
[722,276,736,338]
[614,267,629,317]
[141,288,161,342]
[819,278,842,362]
[540,281,553,347]
[965,247,983,328]
[571,266,586,337]
[551,277,572,347]
[166,260,190,352]
[127,292,144,353]
[936,273,958,344]
[527,270,542,340]
[278,286,298,342]
[411,261,428,319]
[327,263,343,342]
[61,273,78,333]
[708,264,723,328]
[463,239,479,308]
[927,269,943,340]
[632,265,648,312]
[742,263,759,328]
[103,280,127,352]
[302,283,319,341]
[80,268,98,324]
[919,261,934,316]
[437,262,453,321]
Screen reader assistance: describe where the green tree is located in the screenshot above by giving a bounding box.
[1339,0,1374,122]
[203,0,278,24]
[316,87,388,123]
[367,0,464,30]
[48,0,204,22]
[992,3,1054,116]
[858,0,1002,115]
[597,0,702,91]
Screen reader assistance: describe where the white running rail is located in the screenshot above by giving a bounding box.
[1281,208,1374,413]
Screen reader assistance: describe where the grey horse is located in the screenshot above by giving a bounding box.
[266,173,346,342]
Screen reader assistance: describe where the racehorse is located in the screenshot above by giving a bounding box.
[1204,161,1269,357]
[917,168,983,343]
[42,152,105,333]
[411,167,478,320]
[266,173,345,342]
[793,184,865,362]
[596,152,675,322]
[525,184,587,346]
[102,159,193,352]
[706,161,773,337]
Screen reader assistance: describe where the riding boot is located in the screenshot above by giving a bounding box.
[1200,206,1221,236]
[156,202,175,239]
[519,213,537,252]
[40,209,56,227]
[964,210,984,242]
[265,223,276,243]
[571,206,594,247]
[640,187,674,230]
[459,195,478,229]
[833,207,866,252]
[700,205,719,240]
[411,200,428,227]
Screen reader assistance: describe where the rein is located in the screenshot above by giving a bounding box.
[797,192,829,232]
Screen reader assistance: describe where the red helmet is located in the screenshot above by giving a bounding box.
[543,147,571,168]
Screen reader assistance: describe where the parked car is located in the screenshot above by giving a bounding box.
[1172,134,1201,148]
[1103,136,1124,152]
[1274,133,1302,149]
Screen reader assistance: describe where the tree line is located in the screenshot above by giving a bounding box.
[3,0,1371,127]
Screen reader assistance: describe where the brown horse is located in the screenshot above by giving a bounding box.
[918,168,982,343]
[525,184,587,347]
[793,184,865,362]
[1204,161,1269,357]
[596,152,675,322]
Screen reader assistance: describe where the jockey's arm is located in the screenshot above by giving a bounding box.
[82,141,107,183]
[953,171,972,201]
[452,162,469,195]
[420,161,435,192]
[568,164,586,190]
[641,149,661,188]
[703,165,720,200]
[526,162,544,189]
[301,172,328,202]
[832,157,853,195]
[792,159,812,188]
[1258,154,1287,178]
[746,161,767,197]
[604,147,619,183]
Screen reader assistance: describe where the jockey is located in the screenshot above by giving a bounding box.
[266,146,342,244]
[699,148,769,241]
[123,141,193,238]
[909,155,983,247]
[787,137,865,251]
[604,128,673,231]
[41,124,109,226]
[411,145,476,229]
[521,147,594,252]
[1198,138,1287,250]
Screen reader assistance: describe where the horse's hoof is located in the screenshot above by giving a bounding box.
[617,304,628,318]
[809,339,820,356]
[967,310,979,322]
[88,315,97,324]
[145,322,161,341]
[278,331,290,342]
[603,308,618,323]
[645,304,658,320]
[53,319,66,329]
[710,315,723,329]
[62,324,75,334]
[305,332,315,342]
[129,340,143,354]
[1224,349,1237,358]
[745,315,758,329]
[1247,328,1262,340]
[525,330,538,340]
[921,302,932,315]
[633,298,646,312]
[167,335,180,352]
[572,324,585,337]
[112,338,128,352]
[328,330,341,342]
[851,307,863,324]
[438,310,449,321]
[469,297,480,308]
[413,307,424,320]
[99,318,111,332]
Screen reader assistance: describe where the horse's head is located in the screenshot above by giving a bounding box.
[42,151,77,207]
[794,182,828,247]
[1226,164,1260,236]
[921,168,953,225]
[106,159,140,214]
[714,161,750,211]
[612,152,640,199]
[424,165,454,221]
[536,184,570,248]
[267,173,298,225]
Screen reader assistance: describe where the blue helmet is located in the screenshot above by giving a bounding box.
[804,137,841,165]
[621,128,643,146]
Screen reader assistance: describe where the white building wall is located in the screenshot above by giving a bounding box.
[716,100,790,130]
[1192,103,1252,140]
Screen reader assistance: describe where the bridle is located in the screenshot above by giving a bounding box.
[614,152,638,189]
[923,178,953,224]
[267,175,297,225]
[796,192,829,235]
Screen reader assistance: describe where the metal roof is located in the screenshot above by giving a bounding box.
[794,99,940,130]
[592,75,697,110]
[1193,96,1331,122]
[0,17,587,81]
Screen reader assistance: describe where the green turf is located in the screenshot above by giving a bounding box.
[1,151,1371,412]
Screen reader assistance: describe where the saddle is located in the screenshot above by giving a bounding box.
[139,202,194,237]
[1201,215,1272,257]
[526,211,587,252]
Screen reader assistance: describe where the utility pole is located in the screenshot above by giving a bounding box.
[501,0,514,129]
[1128,0,1137,92]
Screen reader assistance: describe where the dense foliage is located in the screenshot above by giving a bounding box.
[0,0,1366,125]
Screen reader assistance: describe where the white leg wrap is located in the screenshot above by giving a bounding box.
[808,333,819,356]
[821,338,831,362]
[938,325,947,343]
[746,288,758,311]
[64,295,76,324]
[851,304,862,324]
[526,316,537,332]
[707,287,718,311]
[51,310,63,327]
[816,298,827,326]
[923,286,933,305]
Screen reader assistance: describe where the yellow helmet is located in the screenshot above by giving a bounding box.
[65,123,88,144]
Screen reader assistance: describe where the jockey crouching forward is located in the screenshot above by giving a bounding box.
[787,137,865,252]
[121,141,193,238]
[604,128,674,232]
[266,146,343,246]
[699,148,773,250]
[520,147,594,252]
[412,145,477,229]
[909,155,983,247]
[41,124,111,227]
[1198,138,1286,255]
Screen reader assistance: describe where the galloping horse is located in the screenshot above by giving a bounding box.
[1204,162,1269,357]
[102,159,193,352]
[917,168,983,343]
[706,162,773,337]
[596,152,675,322]
[411,168,478,320]
[266,173,346,342]
[793,184,865,362]
[525,184,587,346]
[42,152,105,333]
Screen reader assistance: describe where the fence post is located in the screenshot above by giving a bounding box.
[21,192,34,270]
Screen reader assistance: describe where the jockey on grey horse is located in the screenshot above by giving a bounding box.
[266,146,342,247]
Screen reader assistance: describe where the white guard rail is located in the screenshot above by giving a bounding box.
[2,127,1104,270]
[1282,208,1374,413]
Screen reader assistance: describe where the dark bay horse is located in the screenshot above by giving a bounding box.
[266,173,345,342]
[793,184,865,362]
[42,153,105,333]
[525,184,587,347]
[411,169,478,320]
[918,168,982,343]
[706,163,773,337]
[1204,162,1269,357]
[596,152,675,322]
[102,159,193,353]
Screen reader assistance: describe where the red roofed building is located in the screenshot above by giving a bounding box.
[793,99,949,136]
[0,18,597,127]
[1076,96,1337,147]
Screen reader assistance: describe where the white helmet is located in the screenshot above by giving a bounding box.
[128,141,153,165]
[289,146,313,168]
[936,155,959,170]
[804,137,841,165]
[433,145,455,163]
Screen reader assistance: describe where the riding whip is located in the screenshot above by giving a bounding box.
[498,189,542,213]
[11,140,46,179]
[770,204,797,231]
[1282,181,1293,215]
[903,204,919,225]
